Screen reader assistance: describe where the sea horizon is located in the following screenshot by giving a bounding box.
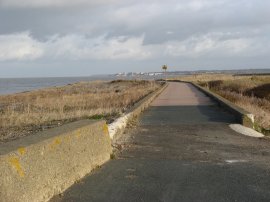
[0,68,269,95]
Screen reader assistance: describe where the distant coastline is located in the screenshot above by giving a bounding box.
[0,68,269,95]
[0,76,112,95]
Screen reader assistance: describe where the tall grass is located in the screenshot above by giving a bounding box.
[0,80,161,142]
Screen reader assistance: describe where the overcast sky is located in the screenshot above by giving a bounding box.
[0,0,270,77]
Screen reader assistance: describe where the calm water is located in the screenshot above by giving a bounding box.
[0,76,114,95]
[0,75,165,95]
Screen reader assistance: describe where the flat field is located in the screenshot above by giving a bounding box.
[179,74,270,131]
[0,80,161,142]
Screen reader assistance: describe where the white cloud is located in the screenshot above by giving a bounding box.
[0,31,269,62]
[1,0,270,77]
[0,32,43,61]
[174,0,225,11]
[103,3,165,32]
[163,32,262,58]
[166,31,174,35]
[0,0,120,8]
[0,32,152,61]
[45,34,152,60]
[0,0,225,9]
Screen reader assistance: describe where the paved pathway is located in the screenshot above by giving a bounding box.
[51,82,270,202]
[151,82,213,106]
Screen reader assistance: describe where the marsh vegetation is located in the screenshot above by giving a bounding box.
[0,80,161,142]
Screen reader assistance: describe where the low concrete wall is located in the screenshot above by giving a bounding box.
[190,82,255,128]
[0,120,112,202]
[109,82,168,141]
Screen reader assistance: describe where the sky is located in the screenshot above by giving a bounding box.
[0,0,270,77]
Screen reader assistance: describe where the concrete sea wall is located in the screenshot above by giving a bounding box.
[0,82,168,201]
[0,120,112,202]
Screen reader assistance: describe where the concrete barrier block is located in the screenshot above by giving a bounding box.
[0,120,112,202]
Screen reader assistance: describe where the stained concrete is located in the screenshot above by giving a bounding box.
[51,82,270,202]
[0,120,112,202]
[109,82,168,140]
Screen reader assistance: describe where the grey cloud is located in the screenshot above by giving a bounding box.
[0,0,120,8]
[0,0,269,77]
[2,0,270,42]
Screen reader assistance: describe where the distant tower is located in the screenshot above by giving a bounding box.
[162,65,168,80]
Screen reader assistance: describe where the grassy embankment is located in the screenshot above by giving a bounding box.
[179,74,270,134]
[0,80,161,142]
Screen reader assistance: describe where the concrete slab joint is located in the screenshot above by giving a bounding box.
[0,120,112,202]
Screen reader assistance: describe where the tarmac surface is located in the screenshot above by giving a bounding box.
[51,82,270,202]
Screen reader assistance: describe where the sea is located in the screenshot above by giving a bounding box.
[0,76,115,95]
[0,74,163,95]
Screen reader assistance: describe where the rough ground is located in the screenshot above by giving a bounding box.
[51,82,270,202]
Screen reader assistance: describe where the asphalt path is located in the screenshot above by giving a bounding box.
[51,82,270,202]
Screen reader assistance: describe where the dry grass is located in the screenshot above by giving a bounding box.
[176,73,235,83]
[0,80,161,142]
[176,74,270,130]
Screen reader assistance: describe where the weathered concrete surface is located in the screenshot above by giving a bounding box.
[191,82,255,128]
[0,120,112,202]
[229,124,264,138]
[151,82,213,106]
[51,82,270,202]
[109,82,168,141]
